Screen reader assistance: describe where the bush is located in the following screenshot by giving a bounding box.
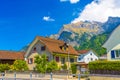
[0,64,10,72]
[47,60,58,72]
[89,61,120,74]
[71,63,77,74]
[10,60,28,71]
[61,64,67,70]
[34,54,48,73]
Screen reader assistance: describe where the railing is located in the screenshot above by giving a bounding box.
[0,71,90,80]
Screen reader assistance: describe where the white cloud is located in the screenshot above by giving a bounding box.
[43,16,55,22]
[71,0,120,23]
[60,0,80,4]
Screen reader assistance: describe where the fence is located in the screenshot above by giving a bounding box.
[0,71,90,80]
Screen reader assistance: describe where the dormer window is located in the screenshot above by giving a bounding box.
[33,47,36,52]
[60,43,69,51]
[41,46,45,51]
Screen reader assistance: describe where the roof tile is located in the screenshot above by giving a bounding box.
[0,51,24,60]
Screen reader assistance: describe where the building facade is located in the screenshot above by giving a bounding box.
[77,50,98,64]
[103,25,120,60]
[0,51,24,64]
[24,36,78,70]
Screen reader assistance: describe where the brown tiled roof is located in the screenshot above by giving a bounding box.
[0,51,24,60]
[77,50,89,54]
[37,36,78,55]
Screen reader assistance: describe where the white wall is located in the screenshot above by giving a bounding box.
[28,41,53,61]
[107,44,120,61]
[77,51,98,64]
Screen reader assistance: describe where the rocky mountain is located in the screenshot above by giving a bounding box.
[50,17,120,49]
[102,17,120,33]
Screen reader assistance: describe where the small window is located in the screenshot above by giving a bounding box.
[78,58,81,60]
[91,58,93,61]
[41,46,46,51]
[46,56,49,61]
[90,53,92,55]
[28,58,33,64]
[61,57,65,64]
[55,56,59,62]
[33,47,36,51]
[70,58,74,63]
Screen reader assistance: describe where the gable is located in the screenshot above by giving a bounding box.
[85,51,98,58]
[112,44,120,50]
[103,25,120,52]
[25,36,78,58]
[27,41,47,57]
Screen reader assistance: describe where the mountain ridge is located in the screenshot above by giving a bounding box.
[50,17,120,55]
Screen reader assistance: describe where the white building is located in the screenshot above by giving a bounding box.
[103,25,120,61]
[77,50,98,64]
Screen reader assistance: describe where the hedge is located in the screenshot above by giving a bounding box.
[88,61,120,75]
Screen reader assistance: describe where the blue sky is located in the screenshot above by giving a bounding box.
[0,0,120,51]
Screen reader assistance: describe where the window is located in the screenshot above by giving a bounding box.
[90,53,92,55]
[61,57,65,64]
[55,56,59,62]
[111,50,115,58]
[46,56,49,61]
[91,58,93,61]
[111,50,120,59]
[33,47,36,51]
[41,46,45,51]
[28,58,33,64]
[78,58,81,60]
[115,50,120,58]
[70,58,74,63]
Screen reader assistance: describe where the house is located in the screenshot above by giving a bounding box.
[24,36,78,70]
[76,50,98,73]
[0,51,24,64]
[77,50,98,64]
[103,25,120,60]
[99,54,107,60]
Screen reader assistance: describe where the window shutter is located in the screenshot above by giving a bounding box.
[56,56,59,62]
[111,50,115,59]
[28,59,29,64]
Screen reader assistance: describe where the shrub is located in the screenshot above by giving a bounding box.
[34,54,48,73]
[0,64,10,72]
[61,63,67,70]
[10,60,28,71]
[47,60,58,72]
[71,63,77,74]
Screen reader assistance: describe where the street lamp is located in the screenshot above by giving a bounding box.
[64,43,70,79]
[67,46,70,79]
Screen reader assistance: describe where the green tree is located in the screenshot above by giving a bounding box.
[47,60,58,72]
[34,54,48,73]
[77,33,108,56]
[10,60,28,71]
[71,63,77,74]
